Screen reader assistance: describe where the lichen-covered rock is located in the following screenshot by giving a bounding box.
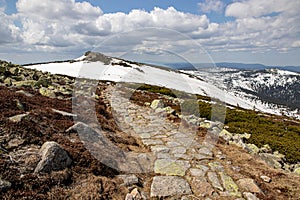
[219,172,241,197]
[246,144,260,154]
[34,141,72,173]
[154,159,190,176]
[39,87,56,98]
[259,153,283,169]
[294,167,300,175]
[4,77,12,86]
[219,129,233,141]
[150,99,164,110]
[13,80,37,88]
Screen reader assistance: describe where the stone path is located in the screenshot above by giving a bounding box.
[105,86,261,199]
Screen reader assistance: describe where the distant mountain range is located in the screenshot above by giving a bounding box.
[165,62,300,72]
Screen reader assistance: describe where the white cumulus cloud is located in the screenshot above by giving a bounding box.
[198,0,225,13]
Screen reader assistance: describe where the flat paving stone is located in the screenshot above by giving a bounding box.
[190,168,207,177]
[150,176,192,197]
[208,162,224,171]
[154,159,190,176]
[151,146,170,153]
[190,177,214,197]
[207,171,223,191]
[194,154,214,160]
[198,147,213,156]
[171,147,187,154]
[142,139,164,146]
[166,141,181,147]
[219,172,241,197]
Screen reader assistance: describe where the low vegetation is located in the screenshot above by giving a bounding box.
[135,84,300,163]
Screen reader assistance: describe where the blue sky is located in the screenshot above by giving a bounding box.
[0,0,299,66]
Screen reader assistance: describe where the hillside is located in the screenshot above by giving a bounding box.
[0,58,300,199]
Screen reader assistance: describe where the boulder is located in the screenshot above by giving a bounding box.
[34,141,72,173]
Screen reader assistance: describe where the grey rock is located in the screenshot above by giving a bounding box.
[190,176,214,197]
[16,90,34,97]
[237,178,262,193]
[151,146,170,153]
[207,171,223,191]
[189,168,207,177]
[171,146,186,154]
[260,175,271,183]
[8,112,29,123]
[34,141,72,173]
[198,147,213,156]
[245,144,260,154]
[208,162,224,172]
[0,179,11,192]
[259,153,282,169]
[154,159,190,176]
[52,109,77,117]
[259,144,272,153]
[118,174,139,186]
[243,192,260,200]
[194,153,213,160]
[142,139,164,146]
[150,176,192,197]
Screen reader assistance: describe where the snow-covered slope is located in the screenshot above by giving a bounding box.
[23,52,299,118]
[184,67,300,119]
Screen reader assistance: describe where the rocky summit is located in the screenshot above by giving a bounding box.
[0,60,299,199]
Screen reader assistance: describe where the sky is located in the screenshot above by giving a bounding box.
[0,0,299,66]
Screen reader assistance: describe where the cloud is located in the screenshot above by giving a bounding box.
[16,0,102,20]
[198,0,225,13]
[0,0,299,64]
[0,10,21,44]
[225,0,299,18]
